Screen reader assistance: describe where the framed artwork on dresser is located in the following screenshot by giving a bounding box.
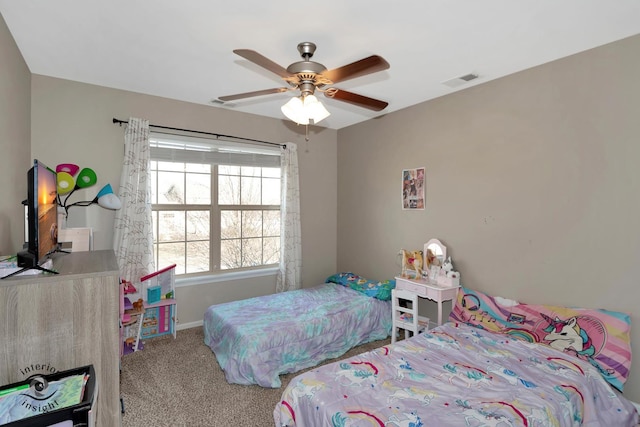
[402,167,425,210]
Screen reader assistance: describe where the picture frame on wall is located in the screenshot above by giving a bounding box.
[402,167,425,210]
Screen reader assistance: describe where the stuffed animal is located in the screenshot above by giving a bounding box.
[401,249,423,278]
[132,298,144,312]
[442,257,453,273]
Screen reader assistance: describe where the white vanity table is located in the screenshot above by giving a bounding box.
[394,276,459,326]
[395,238,460,326]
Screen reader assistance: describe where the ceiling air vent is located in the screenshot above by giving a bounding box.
[210,98,235,107]
[442,73,479,88]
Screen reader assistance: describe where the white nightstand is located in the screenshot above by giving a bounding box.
[394,276,460,326]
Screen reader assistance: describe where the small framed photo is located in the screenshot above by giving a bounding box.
[402,167,425,210]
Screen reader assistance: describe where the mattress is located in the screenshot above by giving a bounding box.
[203,282,391,388]
[274,322,639,426]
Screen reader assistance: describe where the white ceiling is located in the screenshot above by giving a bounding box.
[1,1,639,130]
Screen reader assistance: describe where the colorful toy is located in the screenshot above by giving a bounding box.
[139,265,177,340]
[122,280,137,294]
[120,265,177,356]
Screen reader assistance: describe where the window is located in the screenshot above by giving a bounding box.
[149,134,281,276]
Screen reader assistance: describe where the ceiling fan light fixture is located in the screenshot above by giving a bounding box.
[281,96,309,125]
[281,95,330,125]
[303,95,330,124]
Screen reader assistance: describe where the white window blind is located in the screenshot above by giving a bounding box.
[150,133,281,168]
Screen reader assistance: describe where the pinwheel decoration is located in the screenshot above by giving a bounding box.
[56,163,121,218]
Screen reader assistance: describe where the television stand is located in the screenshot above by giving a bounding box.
[1,264,58,279]
[0,250,59,280]
[54,245,71,255]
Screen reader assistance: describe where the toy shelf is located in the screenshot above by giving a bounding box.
[143,298,176,309]
[122,297,144,326]
[120,264,177,356]
[140,303,176,340]
[138,264,177,342]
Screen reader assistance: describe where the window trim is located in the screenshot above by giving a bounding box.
[150,133,282,277]
[175,265,279,288]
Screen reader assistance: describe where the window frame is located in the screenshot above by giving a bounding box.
[149,133,282,279]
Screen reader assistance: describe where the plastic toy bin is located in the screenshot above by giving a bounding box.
[0,365,97,427]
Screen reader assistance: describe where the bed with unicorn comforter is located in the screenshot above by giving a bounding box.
[274,287,639,426]
[204,274,394,388]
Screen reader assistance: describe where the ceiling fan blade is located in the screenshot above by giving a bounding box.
[321,55,390,84]
[218,87,290,102]
[324,89,388,111]
[233,49,293,79]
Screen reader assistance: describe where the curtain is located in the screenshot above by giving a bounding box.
[113,117,155,283]
[276,142,302,292]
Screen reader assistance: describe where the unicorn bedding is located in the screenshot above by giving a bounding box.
[274,287,639,426]
[204,276,392,388]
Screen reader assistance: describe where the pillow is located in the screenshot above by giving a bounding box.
[449,286,632,392]
[495,295,519,307]
[325,272,396,301]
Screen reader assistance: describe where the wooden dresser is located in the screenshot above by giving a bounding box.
[0,250,120,427]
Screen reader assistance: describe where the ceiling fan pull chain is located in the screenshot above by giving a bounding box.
[305,124,310,142]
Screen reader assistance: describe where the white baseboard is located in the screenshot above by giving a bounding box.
[176,320,203,331]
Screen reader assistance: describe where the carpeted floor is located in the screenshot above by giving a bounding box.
[120,327,389,427]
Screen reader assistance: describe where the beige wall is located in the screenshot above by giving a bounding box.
[29,75,338,324]
[5,10,640,402]
[0,13,30,254]
[338,34,640,401]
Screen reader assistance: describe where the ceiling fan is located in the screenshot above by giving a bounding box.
[218,42,390,125]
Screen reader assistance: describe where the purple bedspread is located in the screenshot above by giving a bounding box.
[203,283,391,388]
[275,322,639,426]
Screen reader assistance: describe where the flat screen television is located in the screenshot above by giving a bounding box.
[1,159,59,279]
[29,159,59,262]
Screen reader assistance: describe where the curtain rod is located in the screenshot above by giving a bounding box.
[112,118,285,149]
